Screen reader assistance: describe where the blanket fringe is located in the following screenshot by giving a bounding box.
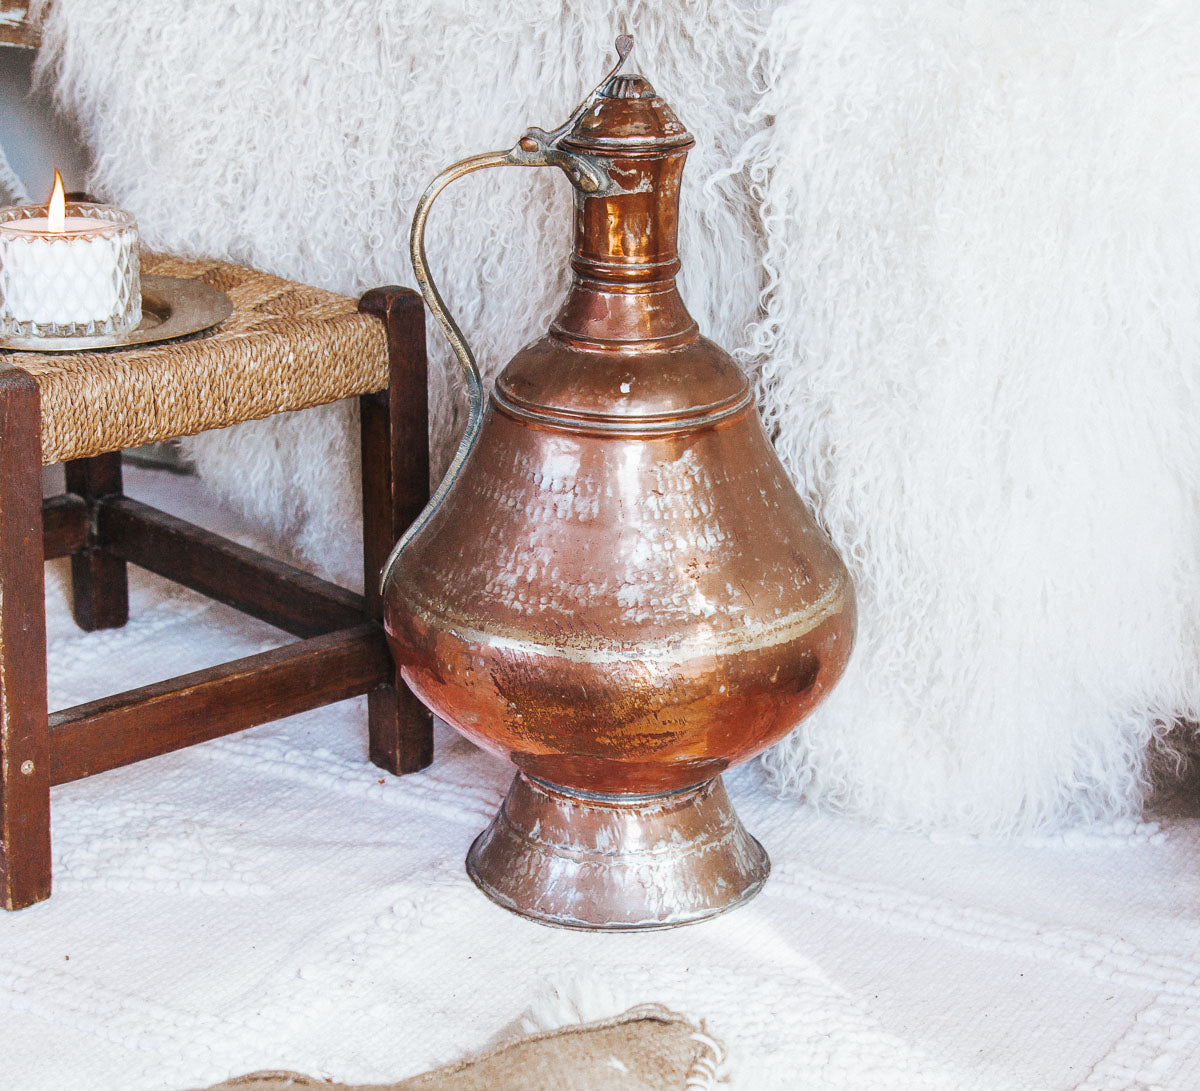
[684,1024,727,1089]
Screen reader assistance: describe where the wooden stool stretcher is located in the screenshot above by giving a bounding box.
[0,257,431,909]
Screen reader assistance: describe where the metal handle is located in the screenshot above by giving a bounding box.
[378,37,635,594]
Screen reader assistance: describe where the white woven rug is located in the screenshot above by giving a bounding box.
[3,467,1198,1090]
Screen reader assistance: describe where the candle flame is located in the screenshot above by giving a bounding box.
[47,169,66,233]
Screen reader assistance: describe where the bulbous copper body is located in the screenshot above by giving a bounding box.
[384,66,855,929]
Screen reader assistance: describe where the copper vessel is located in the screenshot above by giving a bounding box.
[382,39,856,929]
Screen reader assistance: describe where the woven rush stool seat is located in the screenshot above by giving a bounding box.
[0,255,432,910]
[20,254,391,464]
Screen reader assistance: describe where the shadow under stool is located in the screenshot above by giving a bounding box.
[0,254,433,909]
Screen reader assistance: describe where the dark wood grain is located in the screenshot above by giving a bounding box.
[65,453,130,631]
[0,1,38,48]
[359,287,434,774]
[42,493,88,560]
[0,365,50,909]
[99,496,364,638]
[50,623,391,785]
[0,283,435,907]
[359,287,430,614]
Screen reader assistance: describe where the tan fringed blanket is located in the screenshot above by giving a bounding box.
[195,1006,721,1091]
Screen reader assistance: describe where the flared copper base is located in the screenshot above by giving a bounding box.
[466,773,769,931]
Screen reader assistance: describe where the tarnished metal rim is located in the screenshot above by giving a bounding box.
[490,386,754,437]
[466,854,768,933]
[559,136,696,156]
[392,578,849,663]
[527,775,700,805]
[546,326,699,351]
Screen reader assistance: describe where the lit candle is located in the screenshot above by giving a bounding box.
[0,170,141,338]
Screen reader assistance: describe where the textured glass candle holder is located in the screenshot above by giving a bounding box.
[0,202,141,340]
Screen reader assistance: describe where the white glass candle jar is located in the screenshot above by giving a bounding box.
[0,202,141,340]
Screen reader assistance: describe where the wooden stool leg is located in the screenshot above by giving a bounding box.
[359,287,433,775]
[0,368,51,909]
[65,453,129,631]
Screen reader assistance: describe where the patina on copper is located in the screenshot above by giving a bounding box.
[383,39,856,929]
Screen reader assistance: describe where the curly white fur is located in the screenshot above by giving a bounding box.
[33,0,1200,832]
[33,0,769,584]
[749,1,1200,830]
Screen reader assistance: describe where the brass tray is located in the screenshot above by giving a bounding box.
[0,275,233,353]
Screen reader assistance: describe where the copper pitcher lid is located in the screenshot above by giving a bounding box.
[561,73,694,155]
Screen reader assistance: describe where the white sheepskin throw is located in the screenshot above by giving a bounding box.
[33,0,1200,832]
[32,0,769,582]
[748,0,1200,831]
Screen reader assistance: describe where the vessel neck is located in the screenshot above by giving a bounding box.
[551,148,698,349]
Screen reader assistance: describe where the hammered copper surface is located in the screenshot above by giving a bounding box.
[383,55,856,926]
[468,773,769,930]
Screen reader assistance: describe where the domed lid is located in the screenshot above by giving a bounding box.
[561,72,694,154]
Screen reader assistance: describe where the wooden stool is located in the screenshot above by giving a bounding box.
[0,254,432,909]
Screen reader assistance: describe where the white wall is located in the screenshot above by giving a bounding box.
[0,44,88,199]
